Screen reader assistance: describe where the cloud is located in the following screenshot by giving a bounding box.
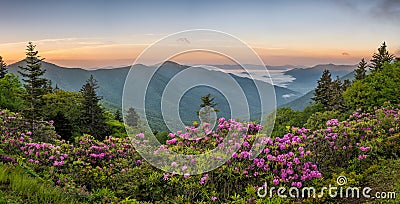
[0,38,105,47]
[176,37,191,44]
[371,0,400,20]
[330,0,400,21]
[342,52,350,56]
[282,94,296,99]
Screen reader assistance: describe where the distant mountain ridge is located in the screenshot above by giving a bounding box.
[7,60,358,121]
[282,64,356,94]
[281,70,356,110]
[7,60,302,128]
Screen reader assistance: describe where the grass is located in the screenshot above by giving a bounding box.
[0,163,85,204]
[363,158,400,204]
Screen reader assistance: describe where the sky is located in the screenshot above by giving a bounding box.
[0,0,399,68]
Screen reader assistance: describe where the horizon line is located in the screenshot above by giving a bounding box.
[7,58,358,70]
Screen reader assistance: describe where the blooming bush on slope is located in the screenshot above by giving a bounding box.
[133,118,322,202]
[0,110,44,163]
[0,109,142,191]
[1,103,400,202]
[307,103,400,175]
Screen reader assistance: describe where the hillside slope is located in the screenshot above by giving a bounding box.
[283,64,356,94]
[7,61,301,125]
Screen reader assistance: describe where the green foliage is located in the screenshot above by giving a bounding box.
[328,76,347,112]
[89,187,119,203]
[196,94,220,124]
[308,103,400,176]
[155,131,169,144]
[18,42,49,128]
[125,107,140,128]
[312,70,349,112]
[0,56,7,79]
[104,111,127,138]
[0,163,83,204]
[344,61,400,111]
[80,75,109,140]
[2,41,400,203]
[355,58,368,80]
[271,104,323,138]
[42,89,84,139]
[374,133,400,160]
[361,159,400,203]
[114,110,122,122]
[312,69,332,108]
[304,110,343,130]
[1,102,400,203]
[199,93,219,110]
[0,74,26,112]
[369,42,395,72]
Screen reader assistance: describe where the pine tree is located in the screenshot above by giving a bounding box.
[369,42,395,72]
[312,70,332,109]
[342,79,352,91]
[18,42,48,131]
[328,76,346,112]
[43,79,54,93]
[197,94,220,113]
[114,110,123,122]
[0,56,7,79]
[355,58,367,80]
[197,93,220,124]
[80,75,108,140]
[125,107,140,127]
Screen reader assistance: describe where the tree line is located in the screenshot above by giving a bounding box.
[312,42,398,112]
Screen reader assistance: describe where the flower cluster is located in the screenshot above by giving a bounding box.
[162,118,321,189]
[1,102,399,202]
[307,104,400,174]
[22,142,67,167]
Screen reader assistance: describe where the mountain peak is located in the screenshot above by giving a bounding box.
[159,60,182,67]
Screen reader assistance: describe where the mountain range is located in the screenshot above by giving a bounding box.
[6,61,302,128]
[6,60,357,128]
[283,70,356,110]
[283,64,356,94]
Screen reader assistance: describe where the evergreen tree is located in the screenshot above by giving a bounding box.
[18,42,48,131]
[43,79,54,93]
[312,69,332,109]
[197,94,220,114]
[0,56,7,79]
[114,110,123,122]
[328,76,346,112]
[355,58,367,80]
[80,75,108,140]
[197,94,220,124]
[125,107,140,127]
[342,79,352,91]
[369,42,395,72]
[344,61,400,111]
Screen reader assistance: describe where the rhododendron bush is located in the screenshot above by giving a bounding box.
[307,103,400,175]
[1,104,400,202]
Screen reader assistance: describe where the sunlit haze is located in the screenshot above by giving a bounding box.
[1,0,399,68]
